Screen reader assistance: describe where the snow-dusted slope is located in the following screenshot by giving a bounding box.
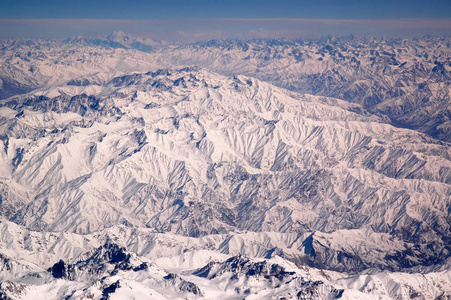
[0,241,205,300]
[1,67,450,278]
[0,38,163,99]
[1,235,450,300]
[0,218,442,276]
[150,37,451,142]
[1,36,450,142]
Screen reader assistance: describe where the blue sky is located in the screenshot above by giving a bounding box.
[2,0,451,19]
[1,0,450,39]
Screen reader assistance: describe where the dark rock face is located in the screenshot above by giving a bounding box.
[0,77,35,100]
[163,273,204,296]
[0,254,13,272]
[11,148,24,169]
[100,280,120,300]
[67,78,99,87]
[47,242,136,280]
[297,281,344,299]
[193,255,295,282]
[296,234,368,272]
[1,94,122,118]
[193,255,346,299]
[77,242,135,275]
[48,260,75,280]
[44,242,204,298]
[0,289,14,300]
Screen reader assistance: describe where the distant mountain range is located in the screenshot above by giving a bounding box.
[1,34,450,141]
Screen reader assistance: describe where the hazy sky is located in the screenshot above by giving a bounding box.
[1,0,450,40]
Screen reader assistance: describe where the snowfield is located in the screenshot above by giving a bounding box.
[0,34,450,299]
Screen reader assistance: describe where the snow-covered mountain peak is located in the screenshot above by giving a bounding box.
[107,30,131,43]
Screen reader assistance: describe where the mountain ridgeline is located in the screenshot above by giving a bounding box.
[1,35,450,141]
[1,67,450,273]
[0,34,450,299]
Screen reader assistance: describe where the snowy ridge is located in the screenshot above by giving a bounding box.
[0,68,450,276]
[1,36,450,141]
[0,38,163,99]
[149,37,451,142]
[1,232,451,299]
[0,218,450,276]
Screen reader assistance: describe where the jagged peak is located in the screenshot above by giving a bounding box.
[193,254,296,280]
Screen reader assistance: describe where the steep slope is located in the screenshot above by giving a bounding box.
[1,36,450,141]
[0,242,204,300]
[0,38,163,100]
[151,37,451,141]
[0,68,450,273]
[1,234,450,300]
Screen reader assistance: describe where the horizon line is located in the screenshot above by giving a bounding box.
[1,17,451,21]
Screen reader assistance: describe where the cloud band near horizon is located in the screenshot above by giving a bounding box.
[1,18,450,41]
